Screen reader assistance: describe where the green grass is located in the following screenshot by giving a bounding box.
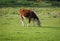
[0,7,60,41]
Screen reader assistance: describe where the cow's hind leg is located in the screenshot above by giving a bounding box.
[21,16,25,26]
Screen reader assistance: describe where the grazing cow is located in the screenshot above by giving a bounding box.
[20,9,41,27]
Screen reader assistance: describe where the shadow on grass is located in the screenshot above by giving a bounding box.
[41,25,60,29]
[20,25,60,28]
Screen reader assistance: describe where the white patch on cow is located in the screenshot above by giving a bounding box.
[22,16,25,19]
[33,11,37,15]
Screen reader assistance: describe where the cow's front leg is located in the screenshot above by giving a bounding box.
[33,19,35,26]
[27,17,31,27]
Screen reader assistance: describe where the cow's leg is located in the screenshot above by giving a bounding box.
[27,17,31,27]
[21,16,24,26]
[32,19,35,26]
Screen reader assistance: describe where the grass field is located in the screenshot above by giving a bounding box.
[0,7,60,41]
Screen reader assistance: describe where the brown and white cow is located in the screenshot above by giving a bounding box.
[20,9,41,27]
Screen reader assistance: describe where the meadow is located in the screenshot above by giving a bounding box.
[0,7,60,41]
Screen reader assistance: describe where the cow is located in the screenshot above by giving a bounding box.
[20,9,41,27]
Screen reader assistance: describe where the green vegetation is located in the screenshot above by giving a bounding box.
[0,0,60,41]
[0,7,60,41]
[0,0,60,7]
